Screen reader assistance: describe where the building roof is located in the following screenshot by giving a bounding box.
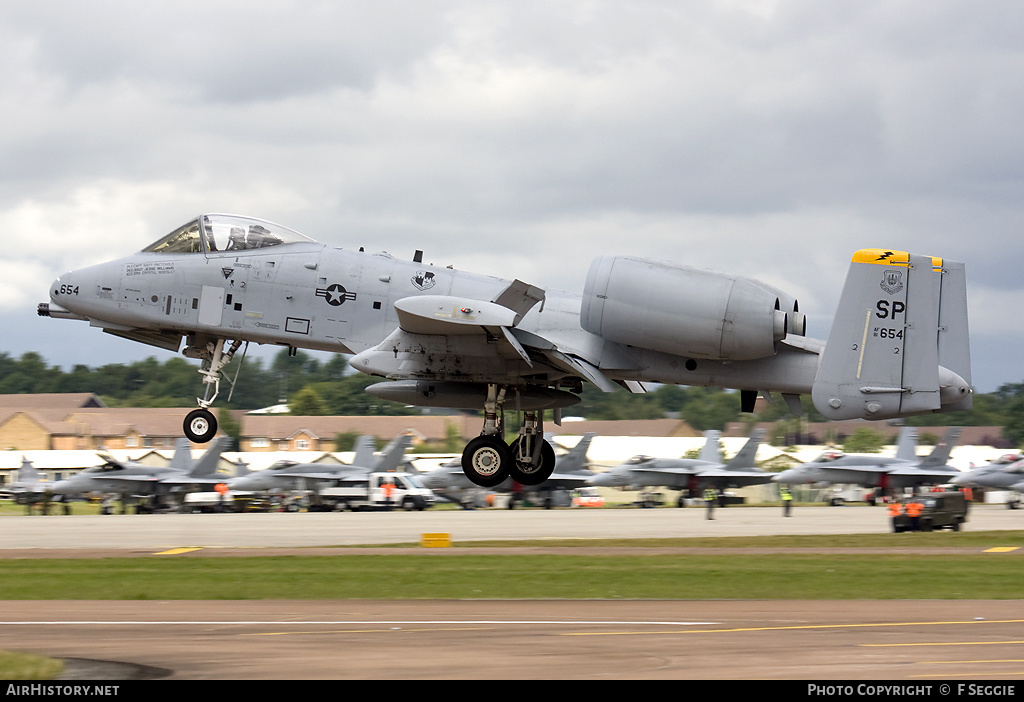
[240,414,479,442]
[0,393,106,409]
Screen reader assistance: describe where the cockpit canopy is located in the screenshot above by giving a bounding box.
[627,455,653,465]
[810,451,845,463]
[141,214,316,255]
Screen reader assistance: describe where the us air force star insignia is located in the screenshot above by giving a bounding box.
[880,269,904,295]
[316,283,357,306]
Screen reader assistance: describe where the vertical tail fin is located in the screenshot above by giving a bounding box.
[557,433,594,473]
[725,429,765,470]
[920,427,962,468]
[187,436,232,477]
[812,250,972,421]
[169,438,193,472]
[349,435,378,468]
[17,457,42,484]
[893,427,918,461]
[372,434,412,472]
[699,430,722,463]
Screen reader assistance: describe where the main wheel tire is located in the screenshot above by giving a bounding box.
[183,409,218,443]
[508,438,556,486]
[462,436,512,488]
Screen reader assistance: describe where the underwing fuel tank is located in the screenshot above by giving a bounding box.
[580,256,801,361]
[365,380,580,411]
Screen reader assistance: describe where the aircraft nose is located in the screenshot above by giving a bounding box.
[47,479,72,495]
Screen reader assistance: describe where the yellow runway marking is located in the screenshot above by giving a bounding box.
[919,660,1024,664]
[153,547,203,556]
[863,640,1024,647]
[562,619,1024,636]
[984,547,1020,552]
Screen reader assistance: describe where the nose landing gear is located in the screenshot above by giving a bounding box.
[182,337,244,443]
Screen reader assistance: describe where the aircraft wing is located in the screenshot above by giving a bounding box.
[697,469,769,480]
[631,466,699,478]
[696,468,773,487]
[543,471,596,489]
[391,280,544,367]
[352,280,581,390]
[97,475,163,484]
[286,472,362,482]
[887,467,959,481]
[159,475,231,485]
[827,465,905,474]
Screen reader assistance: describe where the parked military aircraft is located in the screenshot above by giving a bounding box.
[39,214,973,488]
[587,429,769,505]
[0,458,59,506]
[226,434,411,493]
[48,437,233,511]
[419,433,596,507]
[950,453,1024,507]
[771,427,962,500]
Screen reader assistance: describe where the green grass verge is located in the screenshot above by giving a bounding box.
[0,651,63,680]
[0,535,1021,600]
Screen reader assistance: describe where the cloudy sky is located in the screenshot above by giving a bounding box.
[1,1,1020,394]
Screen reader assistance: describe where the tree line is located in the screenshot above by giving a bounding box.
[1,350,1022,445]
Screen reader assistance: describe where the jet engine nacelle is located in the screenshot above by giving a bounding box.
[581,256,794,361]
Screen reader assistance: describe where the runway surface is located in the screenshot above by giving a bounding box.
[0,504,1021,680]
[3,502,1022,550]
[3,600,1024,680]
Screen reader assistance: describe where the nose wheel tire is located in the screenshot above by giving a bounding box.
[508,438,556,486]
[462,436,511,488]
[183,408,218,443]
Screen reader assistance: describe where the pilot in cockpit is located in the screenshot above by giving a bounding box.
[226,226,247,251]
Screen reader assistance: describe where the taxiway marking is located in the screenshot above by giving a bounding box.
[561,618,1024,636]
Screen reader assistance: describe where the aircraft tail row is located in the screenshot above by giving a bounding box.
[812,250,972,421]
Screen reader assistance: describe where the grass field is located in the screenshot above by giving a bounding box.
[0,532,1020,601]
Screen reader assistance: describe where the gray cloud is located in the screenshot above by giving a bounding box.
[1,0,1020,393]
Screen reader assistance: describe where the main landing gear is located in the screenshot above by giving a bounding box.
[460,384,556,488]
[182,338,244,443]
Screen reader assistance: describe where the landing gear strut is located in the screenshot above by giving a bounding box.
[182,338,243,443]
[460,384,556,488]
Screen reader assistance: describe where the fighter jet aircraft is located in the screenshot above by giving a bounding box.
[771,427,962,500]
[39,214,973,488]
[48,436,233,511]
[587,429,769,505]
[0,458,60,507]
[419,433,596,507]
[950,453,1024,507]
[226,434,411,493]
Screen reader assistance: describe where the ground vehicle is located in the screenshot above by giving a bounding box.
[318,472,436,511]
[571,487,605,508]
[891,492,969,532]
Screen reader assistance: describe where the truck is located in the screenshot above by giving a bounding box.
[891,491,969,532]
[317,472,436,512]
